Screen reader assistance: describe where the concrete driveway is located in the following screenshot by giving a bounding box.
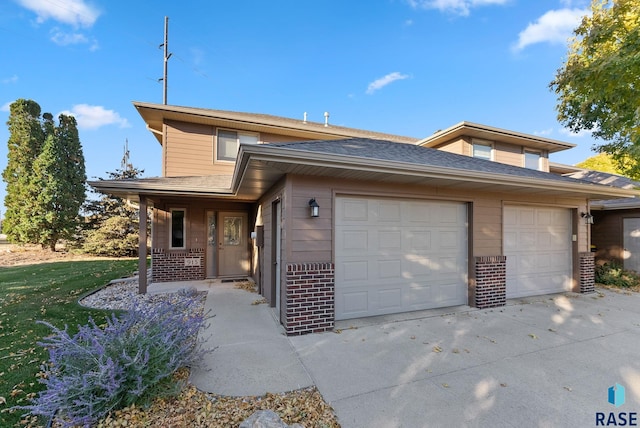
[289,289,640,427]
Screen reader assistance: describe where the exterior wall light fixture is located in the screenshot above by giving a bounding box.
[581,212,594,225]
[309,198,320,218]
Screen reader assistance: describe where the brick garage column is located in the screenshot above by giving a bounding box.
[284,263,334,335]
[151,248,205,283]
[579,252,595,293]
[474,256,507,309]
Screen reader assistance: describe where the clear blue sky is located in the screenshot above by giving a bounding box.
[0,0,600,218]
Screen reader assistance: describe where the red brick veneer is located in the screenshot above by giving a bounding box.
[152,248,205,282]
[579,252,595,293]
[474,256,507,309]
[284,263,335,335]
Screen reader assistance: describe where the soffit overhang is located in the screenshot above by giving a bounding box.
[232,145,639,201]
[418,121,576,153]
[133,101,418,145]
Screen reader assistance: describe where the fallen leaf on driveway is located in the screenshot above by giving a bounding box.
[432,346,442,353]
[442,383,450,388]
[500,383,507,387]
[529,333,538,339]
[564,386,572,392]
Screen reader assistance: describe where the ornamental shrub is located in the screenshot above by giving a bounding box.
[595,262,640,288]
[21,289,210,428]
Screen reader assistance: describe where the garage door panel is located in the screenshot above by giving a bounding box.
[504,206,572,299]
[340,261,369,282]
[378,288,402,311]
[336,197,468,320]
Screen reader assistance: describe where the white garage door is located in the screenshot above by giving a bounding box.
[504,206,573,298]
[335,196,468,320]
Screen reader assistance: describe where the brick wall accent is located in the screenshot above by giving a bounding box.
[474,256,507,309]
[284,263,335,336]
[579,252,595,293]
[152,248,205,282]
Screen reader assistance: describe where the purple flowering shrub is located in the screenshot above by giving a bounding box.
[22,289,209,428]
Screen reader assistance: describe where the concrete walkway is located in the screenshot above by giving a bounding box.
[149,280,313,396]
[150,281,640,427]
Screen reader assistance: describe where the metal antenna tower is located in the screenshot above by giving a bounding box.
[159,16,172,105]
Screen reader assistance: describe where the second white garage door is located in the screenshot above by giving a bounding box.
[504,206,573,298]
[335,196,468,320]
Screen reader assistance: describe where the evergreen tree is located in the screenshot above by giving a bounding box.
[2,100,86,249]
[83,166,145,257]
[30,114,86,250]
[2,100,44,241]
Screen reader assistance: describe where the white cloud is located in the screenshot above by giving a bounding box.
[50,29,88,46]
[560,126,594,138]
[16,0,101,27]
[406,0,510,16]
[2,75,18,84]
[59,104,130,130]
[533,128,553,136]
[366,72,410,95]
[513,8,589,51]
[1,102,11,112]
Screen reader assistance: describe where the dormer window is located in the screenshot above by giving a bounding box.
[472,140,493,161]
[524,150,541,170]
[216,130,259,162]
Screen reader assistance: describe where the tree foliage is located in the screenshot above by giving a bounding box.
[2,100,86,249]
[576,153,624,174]
[82,167,145,257]
[550,0,640,177]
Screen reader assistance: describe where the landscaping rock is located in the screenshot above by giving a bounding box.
[239,410,304,428]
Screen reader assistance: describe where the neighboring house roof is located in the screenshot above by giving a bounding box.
[564,169,640,210]
[418,121,576,153]
[133,101,419,145]
[549,162,583,175]
[91,138,639,202]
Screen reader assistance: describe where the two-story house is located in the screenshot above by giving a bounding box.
[91,102,637,335]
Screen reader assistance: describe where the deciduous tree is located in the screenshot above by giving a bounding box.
[550,0,640,177]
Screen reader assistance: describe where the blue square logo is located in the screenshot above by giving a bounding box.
[608,383,625,408]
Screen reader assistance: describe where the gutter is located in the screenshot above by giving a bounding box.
[235,145,639,200]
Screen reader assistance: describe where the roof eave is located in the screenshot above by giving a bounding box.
[236,145,638,200]
[418,121,576,153]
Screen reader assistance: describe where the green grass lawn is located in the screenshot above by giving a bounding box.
[0,259,137,427]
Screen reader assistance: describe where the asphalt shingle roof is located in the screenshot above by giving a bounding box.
[270,138,603,186]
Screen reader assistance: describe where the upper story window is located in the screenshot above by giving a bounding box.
[472,140,493,161]
[216,130,259,162]
[170,208,186,249]
[524,150,541,170]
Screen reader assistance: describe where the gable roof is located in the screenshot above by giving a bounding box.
[133,101,419,145]
[91,138,639,202]
[418,121,576,153]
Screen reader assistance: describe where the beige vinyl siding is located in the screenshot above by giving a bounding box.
[287,175,590,260]
[494,142,522,167]
[431,137,469,156]
[164,121,222,177]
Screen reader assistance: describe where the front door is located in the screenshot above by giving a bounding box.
[218,212,249,277]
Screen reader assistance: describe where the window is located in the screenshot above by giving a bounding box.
[216,130,259,161]
[524,151,541,170]
[170,209,186,248]
[472,141,492,160]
